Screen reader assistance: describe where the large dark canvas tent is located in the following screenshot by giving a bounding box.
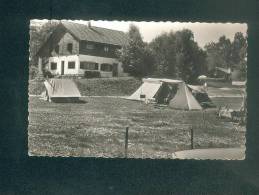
[42,79,81,102]
[128,78,212,110]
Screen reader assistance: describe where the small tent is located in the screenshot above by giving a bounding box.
[42,79,81,102]
[128,78,211,110]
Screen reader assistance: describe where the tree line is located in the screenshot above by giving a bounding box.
[118,24,247,83]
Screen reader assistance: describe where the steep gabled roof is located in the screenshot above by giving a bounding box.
[61,21,128,46]
[36,21,129,57]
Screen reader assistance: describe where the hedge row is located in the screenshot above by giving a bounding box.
[29,77,142,96]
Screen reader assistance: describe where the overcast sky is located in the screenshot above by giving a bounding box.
[32,19,247,48]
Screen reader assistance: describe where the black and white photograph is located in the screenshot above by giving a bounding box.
[28,20,247,159]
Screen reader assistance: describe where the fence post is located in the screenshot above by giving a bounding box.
[190,127,194,149]
[125,127,129,158]
[203,110,206,128]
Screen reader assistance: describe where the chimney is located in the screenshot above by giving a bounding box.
[88,21,91,28]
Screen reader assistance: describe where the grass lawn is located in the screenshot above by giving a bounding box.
[28,96,245,158]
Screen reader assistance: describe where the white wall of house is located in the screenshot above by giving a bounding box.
[48,55,79,75]
[78,54,127,77]
[47,54,128,77]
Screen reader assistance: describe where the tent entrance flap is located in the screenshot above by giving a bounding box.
[155,83,178,104]
[169,82,202,110]
[187,85,215,108]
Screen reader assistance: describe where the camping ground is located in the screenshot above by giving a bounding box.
[28,79,245,158]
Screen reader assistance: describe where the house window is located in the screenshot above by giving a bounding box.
[100,63,112,72]
[86,43,94,50]
[67,43,73,53]
[104,46,109,52]
[50,62,57,70]
[80,61,98,70]
[54,45,59,54]
[68,61,75,69]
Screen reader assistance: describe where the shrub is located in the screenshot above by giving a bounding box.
[29,66,39,80]
[43,69,53,78]
[84,71,101,78]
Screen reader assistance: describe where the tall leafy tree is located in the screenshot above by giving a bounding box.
[231,32,247,77]
[232,32,247,64]
[205,32,247,79]
[149,29,206,83]
[149,32,176,77]
[175,29,206,83]
[205,35,232,71]
[29,20,59,67]
[217,36,232,68]
[204,42,223,73]
[117,24,154,76]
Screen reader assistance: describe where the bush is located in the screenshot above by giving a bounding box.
[43,69,53,78]
[84,71,101,78]
[28,80,45,95]
[29,66,39,80]
[75,77,142,96]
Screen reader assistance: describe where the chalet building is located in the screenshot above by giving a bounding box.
[37,21,129,78]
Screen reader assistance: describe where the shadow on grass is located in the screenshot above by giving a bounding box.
[51,98,87,104]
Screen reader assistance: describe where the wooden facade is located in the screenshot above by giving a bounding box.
[51,32,79,56]
[79,41,119,59]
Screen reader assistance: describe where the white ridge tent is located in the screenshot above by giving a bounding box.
[128,78,205,110]
[41,79,81,102]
